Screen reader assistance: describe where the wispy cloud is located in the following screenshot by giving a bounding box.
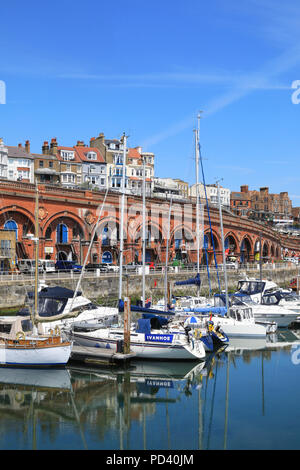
[215,164,255,175]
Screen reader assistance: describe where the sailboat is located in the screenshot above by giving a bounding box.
[71,134,206,360]
[0,184,72,367]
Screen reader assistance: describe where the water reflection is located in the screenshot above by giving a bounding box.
[0,330,300,450]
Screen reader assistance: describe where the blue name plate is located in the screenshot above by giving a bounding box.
[146,379,174,388]
[145,334,173,343]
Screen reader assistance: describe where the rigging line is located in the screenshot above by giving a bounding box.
[198,140,221,292]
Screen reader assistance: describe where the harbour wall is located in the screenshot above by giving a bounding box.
[1,265,299,309]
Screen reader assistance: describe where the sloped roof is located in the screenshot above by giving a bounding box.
[7,146,34,159]
[74,146,105,163]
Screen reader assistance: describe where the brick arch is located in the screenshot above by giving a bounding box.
[42,211,88,239]
[0,207,35,241]
[0,205,35,228]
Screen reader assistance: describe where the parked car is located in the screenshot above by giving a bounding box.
[55,260,82,272]
[85,263,102,272]
[18,259,44,274]
[123,262,141,273]
[99,263,119,273]
[146,261,156,270]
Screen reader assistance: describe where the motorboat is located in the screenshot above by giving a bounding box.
[231,291,299,328]
[268,289,300,316]
[235,278,278,303]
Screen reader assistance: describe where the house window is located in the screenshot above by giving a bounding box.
[39,160,44,168]
[49,161,53,168]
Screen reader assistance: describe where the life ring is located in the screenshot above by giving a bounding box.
[16,331,25,341]
[208,323,214,332]
[54,326,60,336]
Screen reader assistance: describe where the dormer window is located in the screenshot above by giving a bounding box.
[61,150,75,161]
[87,152,97,160]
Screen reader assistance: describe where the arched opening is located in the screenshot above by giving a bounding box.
[224,234,238,261]
[240,237,252,264]
[262,242,269,262]
[202,231,220,265]
[134,223,164,263]
[57,251,68,261]
[1,211,35,259]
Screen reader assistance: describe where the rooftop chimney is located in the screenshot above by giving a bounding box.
[50,138,58,155]
[76,140,85,147]
[42,141,49,155]
[25,140,30,153]
[18,143,22,148]
[240,185,249,193]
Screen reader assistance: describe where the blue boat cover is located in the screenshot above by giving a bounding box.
[174,273,201,287]
[136,318,151,334]
[142,313,169,327]
[131,305,175,315]
[183,306,227,316]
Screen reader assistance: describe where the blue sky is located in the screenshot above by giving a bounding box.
[1,0,300,204]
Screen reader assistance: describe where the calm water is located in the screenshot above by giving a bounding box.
[1,329,300,450]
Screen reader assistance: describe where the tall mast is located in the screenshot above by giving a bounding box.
[217,181,229,316]
[34,181,39,332]
[164,196,172,311]
[142,154,146,307]
[195,113,201,276]
[118,133,127,301]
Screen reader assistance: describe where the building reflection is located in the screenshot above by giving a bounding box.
[0,330,299,450]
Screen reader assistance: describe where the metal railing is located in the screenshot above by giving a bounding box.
[0,262,298,285]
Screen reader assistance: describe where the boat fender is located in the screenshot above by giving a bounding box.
[55,326,60,336]
[16,331,25,341]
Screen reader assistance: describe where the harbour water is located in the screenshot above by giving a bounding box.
[1,329,300,451]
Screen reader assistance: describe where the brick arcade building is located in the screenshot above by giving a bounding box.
[0,180,299,267]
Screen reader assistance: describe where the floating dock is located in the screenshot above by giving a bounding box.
[70,345,136,366]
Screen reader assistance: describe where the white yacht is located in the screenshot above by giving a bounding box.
[235,279,299,327]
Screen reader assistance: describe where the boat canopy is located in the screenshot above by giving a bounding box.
[174,273,201,287]
[29,287,82,299]
[183,306,227,316]
[142,313,170,328]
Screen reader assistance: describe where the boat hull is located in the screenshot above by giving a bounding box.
[0,343,72,367]
[73,331,205,360]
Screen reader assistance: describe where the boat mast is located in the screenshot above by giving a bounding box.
[217,180,229,316]
[195,114,201,277]
[142,154,146,307]
[118,133,127,302]
[164,195,172,311]
[33,181,39,333]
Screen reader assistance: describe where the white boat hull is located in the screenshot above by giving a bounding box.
[73,330,206,360]
[0,343,72,367]
[212,318,267,338]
